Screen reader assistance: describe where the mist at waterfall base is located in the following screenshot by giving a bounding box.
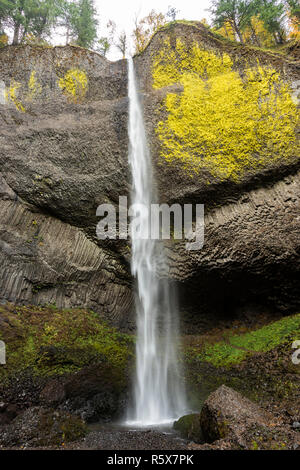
[125,58,188,428]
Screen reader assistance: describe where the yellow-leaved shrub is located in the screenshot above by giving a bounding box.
[5,81,25,112]
[58,69,88,103]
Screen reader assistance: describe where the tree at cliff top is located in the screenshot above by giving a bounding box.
[242,15,275,46]
[166,5,180,22]
[116,30,127,59]
[96,36,110,56]
[133,9,166,53]
[0,0,61,44]
[256,0,286,44]
[56,0,78,44]
[211,0,293,46]
[210,0,256,43]
[286,0,299,21]
[70,0,97,48]
[285,0,300,40]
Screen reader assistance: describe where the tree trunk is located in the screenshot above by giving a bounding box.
[20,26,28,43]
[250,24,261,47]
[12,23,20,45]
[223,24,229,38]
[233,20,244,44]
[273,31,281,45]
[277,30,284,44]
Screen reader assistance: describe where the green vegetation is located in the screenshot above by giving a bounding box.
[0,1,298,56]
[186,313,300,367]
[210,0,299,45]
[70,0,97,48]
[0,303,134,379]
[0,0,98,48]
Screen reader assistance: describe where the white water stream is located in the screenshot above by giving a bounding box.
[126,58,187,426]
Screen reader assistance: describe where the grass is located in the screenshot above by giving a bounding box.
[186,313,300,367]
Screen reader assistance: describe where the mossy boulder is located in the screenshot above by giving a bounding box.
[173,413,203,443]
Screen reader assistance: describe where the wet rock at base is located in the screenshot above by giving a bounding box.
[173,413,203,443]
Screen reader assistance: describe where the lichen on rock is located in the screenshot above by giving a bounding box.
[152,38,299,180]
[27,70,42,100]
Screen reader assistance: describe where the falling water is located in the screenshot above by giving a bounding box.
[126,57,187,426]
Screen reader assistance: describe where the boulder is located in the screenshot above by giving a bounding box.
[173,413,203,443]
[200,385,272,443]
[0,402,20,425]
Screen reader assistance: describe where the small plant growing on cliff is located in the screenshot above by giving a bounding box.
[28,71,42,100]
[58,69,88,103]
[0,33,8,47]
[5,80,25,112]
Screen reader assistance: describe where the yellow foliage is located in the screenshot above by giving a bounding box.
[243,16,275,48]
[214,21,236,41]
[5,81,25,112]
[152,40,299,180]
[152,38,233,89]
[28,71,42,99]
[58,69,88,102]
[288,14,300,40]
[0,34,8,47]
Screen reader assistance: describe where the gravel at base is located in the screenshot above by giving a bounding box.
[80,430,188,450]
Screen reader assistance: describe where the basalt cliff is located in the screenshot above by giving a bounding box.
[0,22,299,333]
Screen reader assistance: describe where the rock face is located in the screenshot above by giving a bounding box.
[173,413,203,443]
[0,197,132,326]
[0,24,299,330]
[200,385,273,443]
[0,45,133,328]
[167,170,300,331]
[0,406,87,448]
[40,363,128,422]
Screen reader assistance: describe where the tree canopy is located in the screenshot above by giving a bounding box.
[0,1,298,53]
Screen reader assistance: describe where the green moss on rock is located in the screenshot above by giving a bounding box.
[173,413,203,443]
[0,303,134,381]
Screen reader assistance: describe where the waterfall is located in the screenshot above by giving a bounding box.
[126,57,187,426]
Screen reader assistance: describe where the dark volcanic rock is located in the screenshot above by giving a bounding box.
[0,402,20,425]
[39,363,129,422]
[0,25,299,330]
[173,413,203,443]
[0,197,133,327]
[200,385,272,443]
[0,406,87,448]
[0,45,133,328]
